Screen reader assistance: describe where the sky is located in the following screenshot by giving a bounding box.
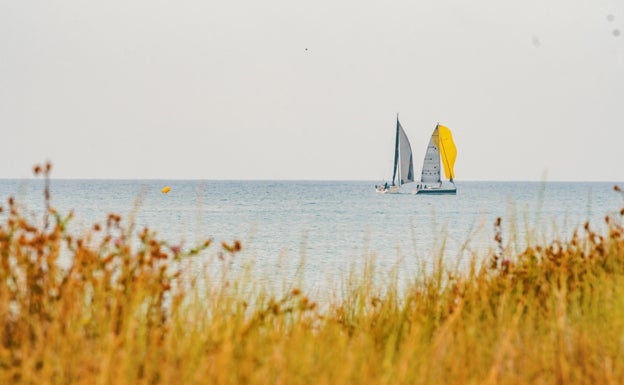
[1,0,623,181]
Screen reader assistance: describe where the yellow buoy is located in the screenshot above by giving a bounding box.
[161,185,171,194]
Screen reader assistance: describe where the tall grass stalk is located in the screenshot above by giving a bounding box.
[1,164,624,384]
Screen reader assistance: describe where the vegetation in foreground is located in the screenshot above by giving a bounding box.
[1,164,624,385]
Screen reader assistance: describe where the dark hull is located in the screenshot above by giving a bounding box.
[415,188,456,195]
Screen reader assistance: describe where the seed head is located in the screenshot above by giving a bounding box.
[170,245,181,255]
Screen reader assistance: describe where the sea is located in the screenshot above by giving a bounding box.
[1,179,623,293]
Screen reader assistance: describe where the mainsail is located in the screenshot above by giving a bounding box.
[420,127,441,183]
[392,119,414,186]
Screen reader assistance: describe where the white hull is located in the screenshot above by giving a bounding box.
[375,185,401,194]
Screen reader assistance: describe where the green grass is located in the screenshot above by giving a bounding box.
[1,163,624,384]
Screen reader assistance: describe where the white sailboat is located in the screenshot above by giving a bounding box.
[375,116,414,194]
[414,123,457,195]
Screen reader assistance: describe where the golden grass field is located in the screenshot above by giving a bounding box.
[2,163,624,384]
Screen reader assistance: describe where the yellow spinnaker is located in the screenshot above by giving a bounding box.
[436,125,457,180]
[161,186,171,194]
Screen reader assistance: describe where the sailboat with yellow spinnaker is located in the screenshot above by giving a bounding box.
[414,124,457,195]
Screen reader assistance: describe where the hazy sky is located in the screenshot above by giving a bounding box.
[1,0,622,181]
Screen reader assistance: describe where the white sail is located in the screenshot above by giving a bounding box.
[393,120,414,186]
[420,128,441,184]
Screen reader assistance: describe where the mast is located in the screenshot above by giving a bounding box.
[392,114,400,186]
[437,123,444,185]
[397,114,402,186]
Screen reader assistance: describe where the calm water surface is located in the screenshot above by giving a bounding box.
[2,180,623,290]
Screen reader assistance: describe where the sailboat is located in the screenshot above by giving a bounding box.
[375,116,414,194]
[414,123,457,195]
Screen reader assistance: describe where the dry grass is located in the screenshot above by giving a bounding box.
[1,163,624,384]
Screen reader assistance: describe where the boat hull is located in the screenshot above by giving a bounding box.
[414,187,456,195]
[375,185,401,194]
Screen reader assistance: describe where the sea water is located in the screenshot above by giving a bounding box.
[1,179,623,291]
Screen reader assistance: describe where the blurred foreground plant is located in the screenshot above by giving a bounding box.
[1,164,624,385]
